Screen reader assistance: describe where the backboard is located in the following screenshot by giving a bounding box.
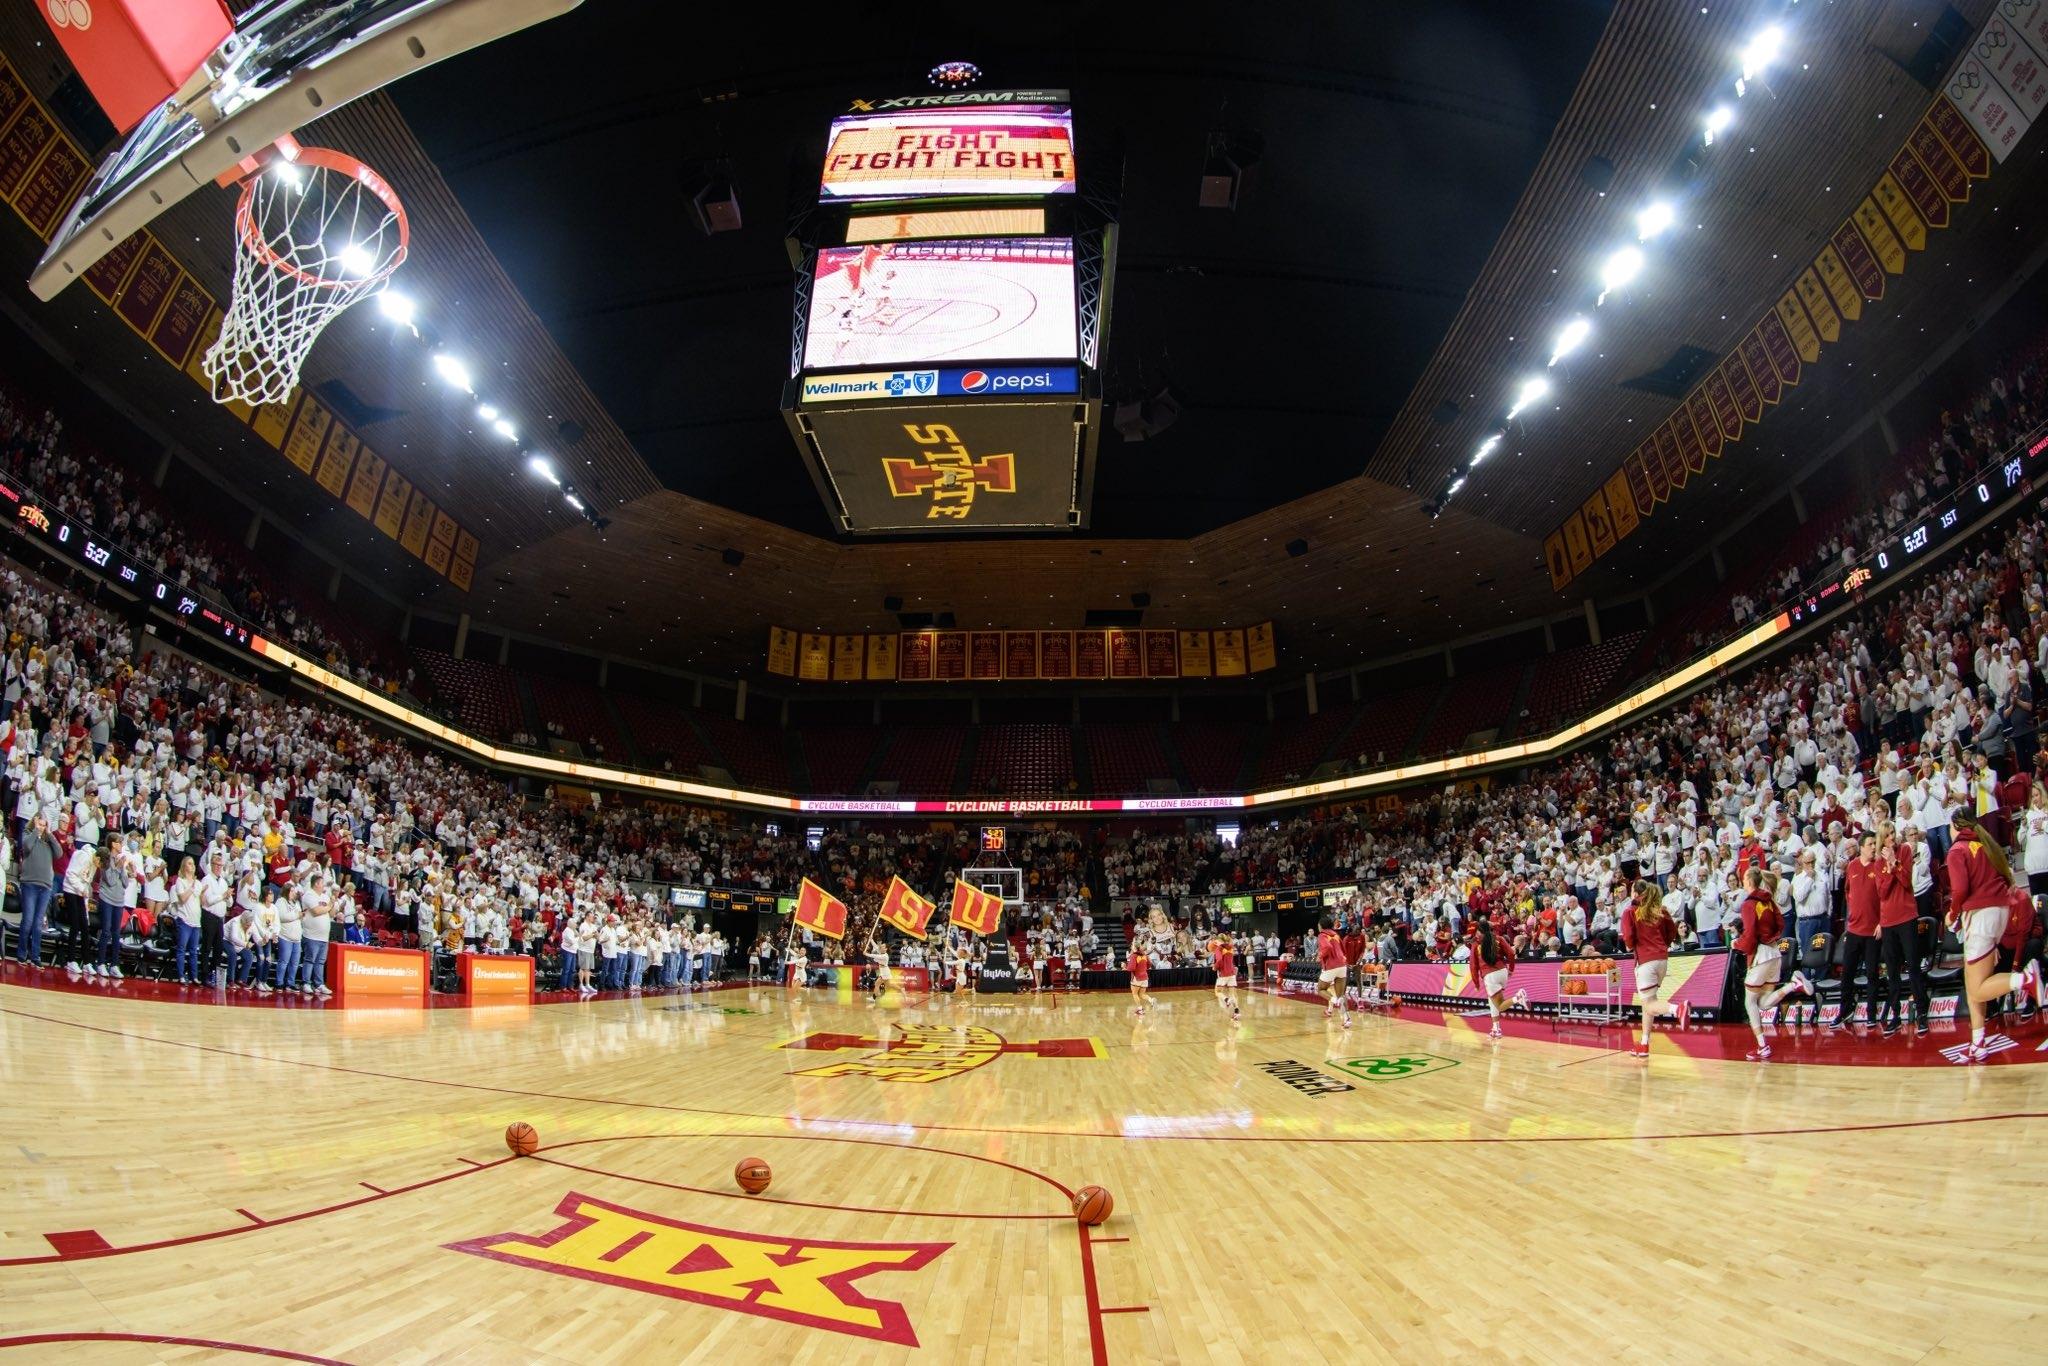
[962,867,1024,907]
[30,0,581,301]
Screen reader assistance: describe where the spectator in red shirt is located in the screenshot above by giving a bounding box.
[1836,834,1883,1031]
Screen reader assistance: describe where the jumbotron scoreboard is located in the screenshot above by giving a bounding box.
[782,88,1117,535]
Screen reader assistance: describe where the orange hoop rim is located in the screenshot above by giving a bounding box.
[232,145,410,292]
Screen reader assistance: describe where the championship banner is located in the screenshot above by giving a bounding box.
[949,879,1004,936]
[1601,468,1639,543]
[794,878,849,940]
[766,627,798,677]
[877,876,936,937]
[1580,487,1614,558]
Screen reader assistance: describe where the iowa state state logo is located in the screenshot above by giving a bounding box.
[448,1192,950,1345]
[780,1022,1103,1082]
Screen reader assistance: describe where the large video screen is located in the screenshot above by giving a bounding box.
[804,239,1077,369]
[821,105,1076,200]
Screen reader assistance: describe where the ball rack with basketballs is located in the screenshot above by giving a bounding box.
[779,77,1120,536]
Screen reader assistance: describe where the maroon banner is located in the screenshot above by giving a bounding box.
[1755,310,1801,387]
[0,102,55,200]
[114,238,181,335]
[1695,366,1744,440]
[898,631,933,681]
[934,632,968,681]
[0,62,28,131]
[1829,220,1885,300]
[1737,328,1780,406]
[1074,630,1107,679]
[1635,438,1668,504]
[147,272,212,367]
[1888,148,1949,227]
[1623,451,1656,518]
[1906,120,1971,202]
[1143,630,1178,679]
[13,135,88,238]
[82,230,146,303]
[1004,631,1038,679]
[1926,96,1991,178]
[1107,628,1144,679]
[968,631,1003,680]
[1653,418,1687,491]
[1670,407,1706,474]
[1039,630,1073,679]
[1724,350,1764,425]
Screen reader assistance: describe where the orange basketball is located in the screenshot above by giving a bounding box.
[1073,1184,1114,1226]
[504,1122,539,1157]
[735,1157,772,1194]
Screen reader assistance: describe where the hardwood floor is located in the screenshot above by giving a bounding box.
[1,976,2044,1364]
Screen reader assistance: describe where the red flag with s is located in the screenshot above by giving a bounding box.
[877,876,935,937]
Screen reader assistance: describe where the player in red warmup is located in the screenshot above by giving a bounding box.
[1945,814,2045,1062]
[1835,834,1883,1032]
[1620,879,1687,1058]
[1315,915,1350,1029]
[1210,933,1241,1022]
[1468,913,1521,1040]
[1734,868,1814,1061]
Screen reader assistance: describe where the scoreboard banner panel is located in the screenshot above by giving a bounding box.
[822,105,1076,200]
[797,401,1081,533]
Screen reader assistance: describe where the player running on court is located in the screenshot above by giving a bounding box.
[1945,814,2046,1062]
[1315,916,1350,1029]
[1210,933,1241,1022]
[1468,912,1525,1040]
[1733,868,1814,1061]
[1128,943,1152,1016]
[1620,879,1687,1058]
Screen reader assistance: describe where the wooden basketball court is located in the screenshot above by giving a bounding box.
[1,975,2043,1364]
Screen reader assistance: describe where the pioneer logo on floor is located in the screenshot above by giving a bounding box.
[1256,1059,1355,1097]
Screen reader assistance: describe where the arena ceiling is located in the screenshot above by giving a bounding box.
[2,0,2043,681]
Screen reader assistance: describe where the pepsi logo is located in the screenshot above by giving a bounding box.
[960,370,990,393]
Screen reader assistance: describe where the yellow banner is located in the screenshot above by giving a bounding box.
[1870,172,1927,251]
[832,634,864,682]
[1247,621,1277,674]
[1811,245,1862,322]
[1213,628,1246,677]
[1792,269,1842,343]
[1850,198,1905,275]
[865,632,898,680]
[1774,289,1821,362]
[1178,629,1212,677]
[1603,468,1639,543]
[798,633,831,682]
[281,397,331,475]
[766,627,797,677]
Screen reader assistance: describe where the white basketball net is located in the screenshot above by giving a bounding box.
[203,149,407,408]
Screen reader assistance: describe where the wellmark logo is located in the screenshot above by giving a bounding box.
[448,1193,949,1346]
[1329,1054,1460,1082]
[781,1023,1102,1083]
[1255,1059,1355,1097]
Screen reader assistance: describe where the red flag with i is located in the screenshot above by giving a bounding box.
[793,877,848,940]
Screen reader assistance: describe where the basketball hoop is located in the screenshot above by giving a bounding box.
[202,143,408,407]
